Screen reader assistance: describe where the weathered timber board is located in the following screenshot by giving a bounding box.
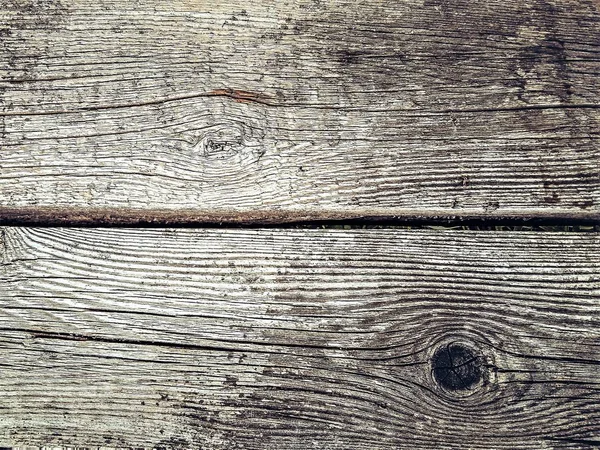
[0,228,598,448]
[1,0,599,223]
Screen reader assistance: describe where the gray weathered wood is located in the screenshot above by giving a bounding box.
[0,227,598,448]
[1,0,599,223]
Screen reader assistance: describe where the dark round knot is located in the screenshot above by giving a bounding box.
[431,342,483,392]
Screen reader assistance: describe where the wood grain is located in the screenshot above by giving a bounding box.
[0,227,598,448]
[1,0,599,222]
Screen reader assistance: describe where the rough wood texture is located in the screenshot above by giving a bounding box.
[0,227,598,448]
[1,0,599,223]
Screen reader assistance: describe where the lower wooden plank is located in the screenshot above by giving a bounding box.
[1,0,599,221]
[0,228,599,449]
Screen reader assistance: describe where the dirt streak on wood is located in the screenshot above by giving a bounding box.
[0,0,599,221]
[0,228,598,448]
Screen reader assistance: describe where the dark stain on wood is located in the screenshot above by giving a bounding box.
[431,342,485,392]
[544,192,561,204]
[576,199,595,209]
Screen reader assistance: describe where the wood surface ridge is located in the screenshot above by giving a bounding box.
[0,205,598,226]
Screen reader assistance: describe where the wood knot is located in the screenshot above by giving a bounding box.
[198,127,243,160]
[188,123,265,164]
[431,342,483,392]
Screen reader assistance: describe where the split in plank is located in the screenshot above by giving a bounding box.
[0,228,599,448]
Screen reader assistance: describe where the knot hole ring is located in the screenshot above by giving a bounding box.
[431,341,485,393]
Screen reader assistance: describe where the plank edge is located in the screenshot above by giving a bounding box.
[0,206,598,226]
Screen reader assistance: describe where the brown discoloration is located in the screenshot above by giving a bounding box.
[209,88,274,105]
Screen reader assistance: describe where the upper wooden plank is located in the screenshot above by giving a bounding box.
[0,228,599,448]
[0,0,599,223]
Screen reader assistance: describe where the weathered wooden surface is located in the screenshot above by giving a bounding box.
[0,227,598,448]
[1,0,599,223]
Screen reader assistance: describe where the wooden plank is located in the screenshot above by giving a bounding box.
[0,227,598,448]
[1,0,599,224]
